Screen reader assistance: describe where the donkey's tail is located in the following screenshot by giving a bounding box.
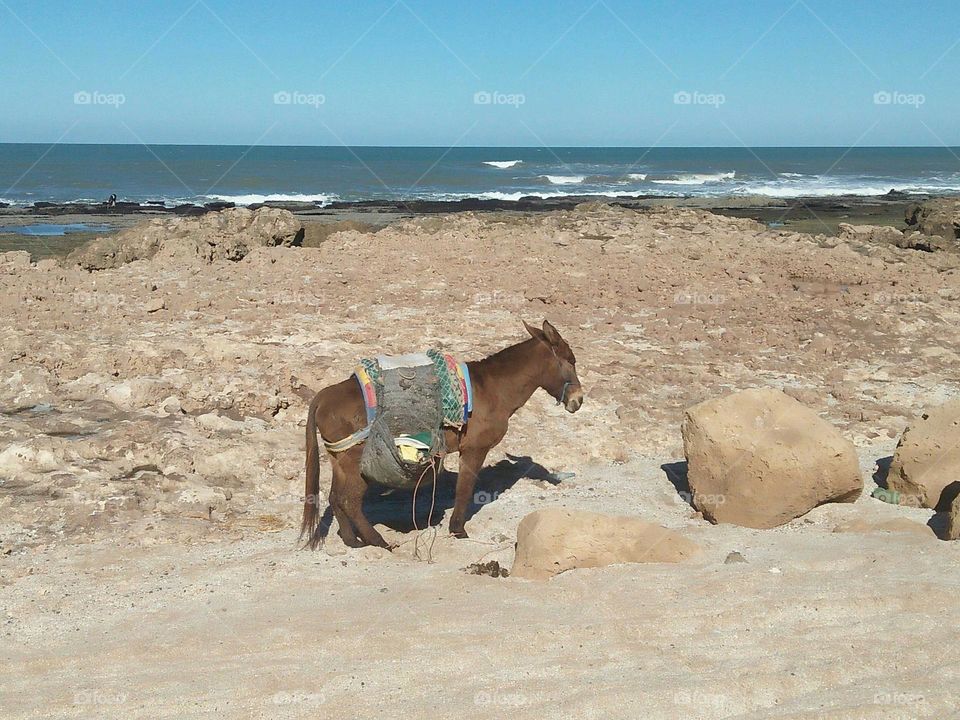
[299,391,323,548]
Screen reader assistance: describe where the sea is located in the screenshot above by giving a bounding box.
[0,144,959,207]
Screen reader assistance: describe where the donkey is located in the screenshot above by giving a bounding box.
[300,319,583,549]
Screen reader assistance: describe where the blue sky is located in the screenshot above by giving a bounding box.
[1,0,958,146]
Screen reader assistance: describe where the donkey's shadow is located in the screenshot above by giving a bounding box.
[364,453,559,532]
[313,454,559,540]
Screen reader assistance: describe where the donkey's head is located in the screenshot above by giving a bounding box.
[523,319,584,413]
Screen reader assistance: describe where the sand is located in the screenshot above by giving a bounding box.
[2,204,959,718]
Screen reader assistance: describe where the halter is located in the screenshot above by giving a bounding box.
[557,381,571,406]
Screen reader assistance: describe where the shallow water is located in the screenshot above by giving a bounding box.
[0,222,112,236]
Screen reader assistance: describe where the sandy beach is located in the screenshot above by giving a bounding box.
[2,202,959,718]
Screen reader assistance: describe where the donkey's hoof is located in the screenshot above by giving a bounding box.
[451,528,469,539]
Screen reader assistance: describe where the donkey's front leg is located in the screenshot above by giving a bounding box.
[450,447,489,539]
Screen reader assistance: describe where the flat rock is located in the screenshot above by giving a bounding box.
[511,507,701,580]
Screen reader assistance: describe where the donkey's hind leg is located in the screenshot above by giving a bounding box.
[335,447,391,549]
[329,455,361,547]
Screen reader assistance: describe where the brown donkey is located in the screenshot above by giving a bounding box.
[301,320,583,549]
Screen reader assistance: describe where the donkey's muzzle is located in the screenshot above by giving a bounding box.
[564,387,584,413]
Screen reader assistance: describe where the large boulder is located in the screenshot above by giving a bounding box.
[887,399,960,510]
[511,507,701,580]
[67,207,304,269]
[905,199,960,246]
[681,388,863,528]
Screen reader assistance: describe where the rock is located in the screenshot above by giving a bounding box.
[681,388,863,529]
[905,199,960,245]
[947,494,960,541]
[0,251,31,274]
[837,223,904,245]
[145,297,166,313]
[724,551,747,564]
[511,507,701,580]
[896,231,952,253]
[887,399,960,510]
[67,207,304,269]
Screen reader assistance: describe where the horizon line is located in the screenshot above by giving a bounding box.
[1,142,959,150]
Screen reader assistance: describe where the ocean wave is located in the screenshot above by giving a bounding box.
[203,193,336,206]
[737,182,960,198]
[627,173,648,181]
[425,190,648,202]
[651,172,736,186]
[483,160,522,169]
[540,175,586,185]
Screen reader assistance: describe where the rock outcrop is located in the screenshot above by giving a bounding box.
[887,399,960,510]
[905,199,960,248]
[681,388,863,528]
[67,207,304,269]
[837,223,904,246]
[511,507,701,580]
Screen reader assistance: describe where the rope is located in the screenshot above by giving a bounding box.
[412,454,442,563]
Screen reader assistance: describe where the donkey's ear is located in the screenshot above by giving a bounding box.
[541,319,562,347]
[523,319,547,343]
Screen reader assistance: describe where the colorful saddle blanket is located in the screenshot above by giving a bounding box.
[355,350,472,429]
[324,350,473,489]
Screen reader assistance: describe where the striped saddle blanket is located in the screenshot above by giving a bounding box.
[326,350,473,489]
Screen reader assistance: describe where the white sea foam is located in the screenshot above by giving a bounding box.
[737,182,960,198]
[627,173,648,181]
[203,193,336,206]
[540,175,586,185]
[483,160,522,169]
[651,172,736,186]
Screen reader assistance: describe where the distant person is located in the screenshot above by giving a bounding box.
[107,193,117,208]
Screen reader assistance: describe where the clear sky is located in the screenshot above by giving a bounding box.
[1,0,958,146]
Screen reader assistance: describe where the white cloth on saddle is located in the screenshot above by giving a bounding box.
[375,352,432,370]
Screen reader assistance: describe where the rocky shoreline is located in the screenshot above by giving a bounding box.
[1,191,951,260]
